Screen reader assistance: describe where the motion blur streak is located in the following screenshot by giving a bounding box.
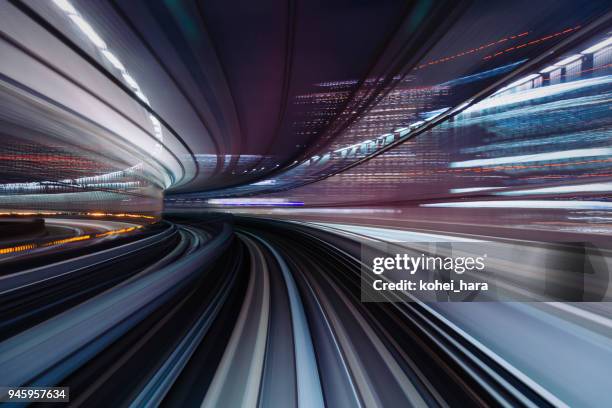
[1,0,612,407]
[0,214,610,406]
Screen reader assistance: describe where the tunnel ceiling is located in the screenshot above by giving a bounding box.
[7,0,612,197]
[55,0,425,192]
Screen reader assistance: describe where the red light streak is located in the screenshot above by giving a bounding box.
[413,31,529,71]
[483,26,581,60]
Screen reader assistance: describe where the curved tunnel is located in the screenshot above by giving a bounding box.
[1,0,612,406]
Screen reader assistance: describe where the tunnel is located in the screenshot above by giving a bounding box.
[0,0,612,406]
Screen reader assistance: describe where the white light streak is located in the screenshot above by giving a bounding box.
[539,65,560,74]
[68,15,107,49]
[496,182,612,196]
[252,180,277,186]
[500,74,540,91]
[54,0,164,158]
[474,76,612,111]
[334,140,372,153]
[121,73,139,90]
[450,187,504,194]
[52,0,77,14]
[581,37,612,54]
[101,50,125,71]
[421,200,612,210]
[450,147,612,168]
[555,54,582,66]
[207,198,301,206]
[450,100,473,114]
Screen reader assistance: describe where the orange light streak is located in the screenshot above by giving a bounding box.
[483,26,580,60]
[0,225,144,256]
